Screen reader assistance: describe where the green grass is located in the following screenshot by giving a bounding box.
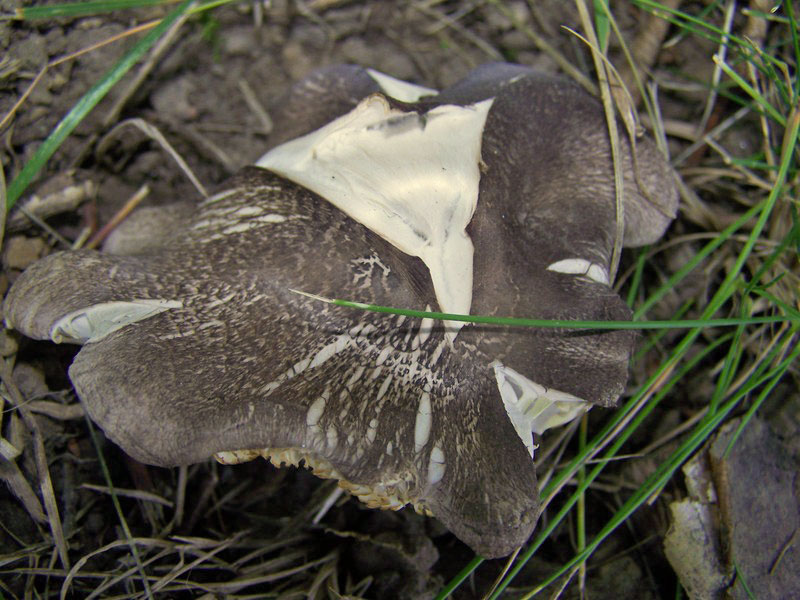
[297,291,797,330]
[1,1,798,598]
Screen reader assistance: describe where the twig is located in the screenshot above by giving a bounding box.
[98,117,208,196]
[7,179,95,232]
[697,0,735,135]
[15,205,74,248]
[0,358,70,569]
[238,79,274,135]
[25,400,85,420]
[84,184,150,250]
[0,460,47,522]
[81,484,174,508]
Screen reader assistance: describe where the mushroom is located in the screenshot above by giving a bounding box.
[4,63,678,558]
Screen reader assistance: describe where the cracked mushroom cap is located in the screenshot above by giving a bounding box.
[4,63,678,558]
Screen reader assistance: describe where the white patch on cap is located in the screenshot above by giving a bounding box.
[366,418,379,444]
[491,361,590,458]
[412,306,435,350]
[232,206,264,217]
[326,426,338,449]
[346,365,366,388]
[375,345,393,366]
[365,68,438,102]
[50,299,183,344]
[222,222,258,235]
[376,374,393,402]
[261,334,356,398]
[257,94,494,342]
[199,188,239,206]
[414,392,433,453]
[306,395,327,433]
[547,258,609,285]
[427,445,445,485]
[256,214,289,223]
[309,333,354,369]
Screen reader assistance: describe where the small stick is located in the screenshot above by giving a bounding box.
[85,184,149,250]
[0,358,71,569]
[238,79,273,135]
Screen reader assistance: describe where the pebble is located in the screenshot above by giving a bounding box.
[3,236,47,270]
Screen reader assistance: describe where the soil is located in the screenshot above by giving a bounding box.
[0,2,797,599]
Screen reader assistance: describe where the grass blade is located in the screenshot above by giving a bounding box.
[15,0,177,20]
[304,294,797,330]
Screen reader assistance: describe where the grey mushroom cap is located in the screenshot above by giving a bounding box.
[4,63,678,558]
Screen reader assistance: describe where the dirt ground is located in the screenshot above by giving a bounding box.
[0,1,798,599]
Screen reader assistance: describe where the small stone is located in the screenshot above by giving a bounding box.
[3,236,47,270]
[281,40,316,81]
[484,1,529,30]
[151,76,199,121]
[222,26,256,56]
[0,329,18,357]
[13,363,49,399]
[13,33,48,69]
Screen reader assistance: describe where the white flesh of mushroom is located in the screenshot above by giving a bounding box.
[546,258,609,285]
[50,300,183,344]
[365,69,438,102]
[257,94,494,341]
[491,360,591,457]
